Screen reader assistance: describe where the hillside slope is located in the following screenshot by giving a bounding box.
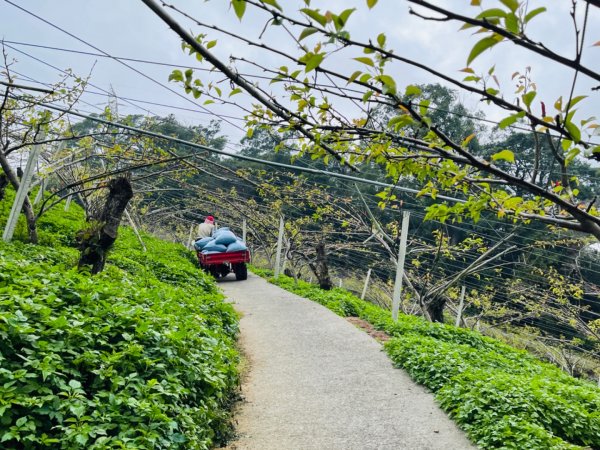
[0,191,239,449]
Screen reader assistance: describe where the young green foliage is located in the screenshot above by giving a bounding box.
[0,195,239,449]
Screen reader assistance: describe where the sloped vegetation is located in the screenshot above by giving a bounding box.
[0,192,239,449]
[253,269,600,449]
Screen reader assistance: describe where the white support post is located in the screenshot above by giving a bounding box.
[339,278,343,288]
[242,218,247,242]
[361,268,372,300]
[392,211,410,321]
[124,209,146,252]
[274,215,284,279]
[3,133,45,242]
[64,194,72,211]
[308,276,313,283]
[455,285,466,327]
[33,178,45,205]
[188,224,195,249]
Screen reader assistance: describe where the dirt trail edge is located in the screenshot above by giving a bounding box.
[220,273,475,450]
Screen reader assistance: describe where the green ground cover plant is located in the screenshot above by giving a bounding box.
[251,267,600,450]
[0,194,239,449]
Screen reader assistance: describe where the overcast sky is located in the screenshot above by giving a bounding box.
[1,0,599,151]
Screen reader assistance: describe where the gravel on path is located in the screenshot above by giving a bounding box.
[220,273,475,450]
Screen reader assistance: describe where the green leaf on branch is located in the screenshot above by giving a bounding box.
[229,88,242,97]
[467,34,504,65]
[522,91,536,108]
[348,70,362,84]
[388,114,414,131]
[354,56,375,67]
[366,0,378,9]
[565,120,582,143]
[492,149,515,163]
[567,95,587,109]
[299,27,319,41]
[565,147,581,166]
[337,8,355,28]
[505,13,519,34]
[498,111,526,129]
[304,53,325,72]
[419,99,430,116]
[376,75,396,94]
[300,8,327,26]
[405,85,422,97]
[476,8,507,19]
[499,0,519,12]
[259,0,282,11]
[504,196,523,210]
[168,70,183,82]
[377,33,386,48]
[231,0,247,20]
[525,7,546,23]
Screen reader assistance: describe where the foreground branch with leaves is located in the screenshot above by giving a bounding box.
[144,0,600,238]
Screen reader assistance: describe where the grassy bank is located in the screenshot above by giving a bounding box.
[0,193,239,449]
[252,268,600,450]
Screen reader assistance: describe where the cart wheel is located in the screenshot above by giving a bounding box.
[234,263,247,281]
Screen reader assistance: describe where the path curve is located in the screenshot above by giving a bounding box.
[220,273,475,450]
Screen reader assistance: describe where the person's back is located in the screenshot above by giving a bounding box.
[196,216,215,239]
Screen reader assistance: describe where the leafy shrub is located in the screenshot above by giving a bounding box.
[260,273,600,450]
[0,197,239,448]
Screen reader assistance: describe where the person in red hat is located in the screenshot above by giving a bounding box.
[196,215,215,239]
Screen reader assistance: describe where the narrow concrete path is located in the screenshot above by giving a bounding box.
[220,273,475,450]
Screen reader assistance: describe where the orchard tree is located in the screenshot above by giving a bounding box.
[0,48,89,243]
[143,0,600,239]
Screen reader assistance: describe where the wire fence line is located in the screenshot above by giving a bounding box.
[2,68,599,378]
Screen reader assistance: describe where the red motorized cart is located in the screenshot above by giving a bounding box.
[197,250,250,280]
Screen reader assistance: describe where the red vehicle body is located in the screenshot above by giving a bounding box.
[196,249,250,280]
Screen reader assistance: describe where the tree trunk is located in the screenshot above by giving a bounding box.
[425,296,446,323]
[0,173,8,200]
[310,242,332,290]
[0,153,38,243]
[78,177,133,274]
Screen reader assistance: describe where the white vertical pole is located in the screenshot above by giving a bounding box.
[339,278,343,288]
[33,178,45,205]
[187,224,195,249]
[64,194,72,211]
[392,211,410,321]
[124,209,146,252]
[242,218,247,242]
[274,215,284,279]
[455,285,466,327]
[3,132,45,242]
[309,276,313,283]
[361,268,372,300]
